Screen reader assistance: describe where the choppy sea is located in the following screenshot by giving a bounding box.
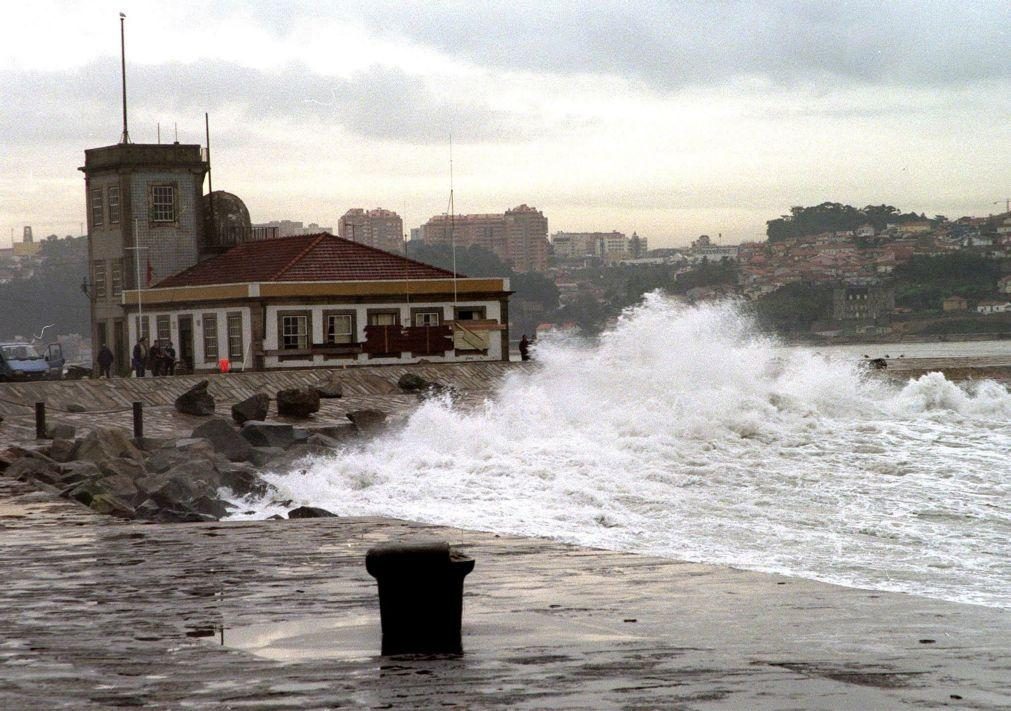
[229,295,1011,608]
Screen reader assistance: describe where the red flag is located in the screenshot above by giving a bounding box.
[146,258,155,286]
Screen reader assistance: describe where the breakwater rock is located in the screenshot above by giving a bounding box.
[0,363,529,521]
[0,408,391,522]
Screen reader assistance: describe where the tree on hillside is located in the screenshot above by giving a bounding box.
[672,258,738,292]
[405,242,506,277]
[891,253,1001,311]
[766,202,927,242]
[0,236,90,340]
[405,242,559,333]
[748,282,834,333]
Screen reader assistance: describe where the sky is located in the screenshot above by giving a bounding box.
[1,1,1008,248]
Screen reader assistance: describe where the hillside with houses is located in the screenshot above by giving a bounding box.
[542,204,1011,341]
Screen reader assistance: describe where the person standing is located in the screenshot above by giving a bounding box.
[96,343,114,378]
[163,342,177,376]
[148,340,164,377]
[132,337,148,378]
[519,334,531,362]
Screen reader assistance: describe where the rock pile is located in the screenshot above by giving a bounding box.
[1,402,392,523]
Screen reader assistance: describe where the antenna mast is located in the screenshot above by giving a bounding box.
[118,13,130,144]
[206,113,216,248]
[449,134,457,305]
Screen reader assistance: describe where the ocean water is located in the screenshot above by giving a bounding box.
[230,295,1011,608]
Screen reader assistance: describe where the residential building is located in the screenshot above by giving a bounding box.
[831,286,895,321]
[504,205,549,272]
[551,230,646,263]
[338,208,404,254]
[898,221,933,235]
[976,300,1011,315]
[249,220,334,238]
[628,232,648,258]
[551,232,597,259]
[126,233,511,371]
[688,234,739,262]
[420,205,549,272]
[942,295,968,312]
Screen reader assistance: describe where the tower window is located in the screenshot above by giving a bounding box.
[93,260,106,299]
[107,186,120,224]
[150,184,176,223]
[91,188,104,227]
[111,259,122,296]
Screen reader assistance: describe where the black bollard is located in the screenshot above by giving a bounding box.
[35,402,46,440]
[132,401,143,439]
[365,541,475,655]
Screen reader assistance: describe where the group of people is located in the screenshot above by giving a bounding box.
[96,338,178,378]
[130,337,177,378]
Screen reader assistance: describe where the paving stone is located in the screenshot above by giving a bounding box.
[0,475,1007,709]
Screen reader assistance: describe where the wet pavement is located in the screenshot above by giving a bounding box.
[1,475,1008,709]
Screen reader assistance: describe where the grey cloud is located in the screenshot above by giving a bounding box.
[352,0,1009,90]
[0,59,526,150]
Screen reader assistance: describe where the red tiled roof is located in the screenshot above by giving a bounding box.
[154,233,462,288]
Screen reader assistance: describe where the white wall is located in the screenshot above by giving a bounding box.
[263,299,503,368]
[128,307,253,371]
[128,298,504,371]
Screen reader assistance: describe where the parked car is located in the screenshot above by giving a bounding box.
[0,342,65,381]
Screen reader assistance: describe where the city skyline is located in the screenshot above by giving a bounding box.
[2,1,1008,248]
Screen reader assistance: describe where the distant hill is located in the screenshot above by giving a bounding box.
[766,203,929,242]
[0,236,89,341]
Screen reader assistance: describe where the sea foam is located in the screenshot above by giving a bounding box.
[230,294,1011,608]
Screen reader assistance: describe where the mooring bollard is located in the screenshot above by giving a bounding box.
[132,401,143,439]
[35,402,46,440]
[365,541,475,655]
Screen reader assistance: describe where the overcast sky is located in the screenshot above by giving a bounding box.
[2,1,1008,248]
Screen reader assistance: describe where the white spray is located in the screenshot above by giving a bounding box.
[232,295,1011,608]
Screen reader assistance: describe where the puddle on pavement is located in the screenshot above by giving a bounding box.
[201,614,381,662]
[201,610,644,663]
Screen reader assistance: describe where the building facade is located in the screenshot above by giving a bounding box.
[419,205,549,273]
[338,208,404,254]
[124,233,511,372]
[551,231,648,263]
[831,286,895,321]
[249,220,334,239]
[80,143,209,371]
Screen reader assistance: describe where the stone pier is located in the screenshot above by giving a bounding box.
[0,476,1008,709]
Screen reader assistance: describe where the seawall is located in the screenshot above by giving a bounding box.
[0,362,528,444]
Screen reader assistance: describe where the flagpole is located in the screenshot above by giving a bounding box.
[125,218,147,341]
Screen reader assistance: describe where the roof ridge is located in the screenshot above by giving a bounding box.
[272,233,328,280]
[329,233,464,278]
[313,232,463,278]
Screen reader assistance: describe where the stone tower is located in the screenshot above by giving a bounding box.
[80,143,208,370]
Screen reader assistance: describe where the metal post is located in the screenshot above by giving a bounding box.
[35,402,46,440]
[132,401,143,439]
[119,13,130,144]
[125,239,146,344]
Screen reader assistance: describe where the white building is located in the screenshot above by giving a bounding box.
[124,233,511,372]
